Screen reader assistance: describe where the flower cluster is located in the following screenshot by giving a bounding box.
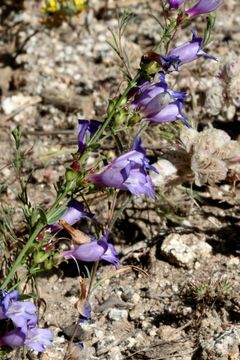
[0,290,53,352]
[127,0,222,132]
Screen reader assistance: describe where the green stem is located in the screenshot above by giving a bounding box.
[79,73,140,165]
[1,222,44,289]
[1,186,71,290]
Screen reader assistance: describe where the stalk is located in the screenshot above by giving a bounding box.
[79,73,140,164]
[1,187,70,289]
[1,222,44,289]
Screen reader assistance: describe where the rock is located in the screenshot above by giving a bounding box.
[109,346,123,360]
[160,233,212,268]
[96,335,116,353]
[62,324,86,341]
[157,325,183,341]
[108,308,128,321]
[1,93,40,115]
[202,326,240,359]
[129,304,145,321]
[0,67,13,95]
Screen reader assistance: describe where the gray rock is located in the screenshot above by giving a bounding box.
[108,308,128,321]
[160,233,212,268]
[202,326,240,359]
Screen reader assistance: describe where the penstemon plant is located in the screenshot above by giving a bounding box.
[0,0,224,357]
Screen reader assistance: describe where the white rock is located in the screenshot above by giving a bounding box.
[109,346,123,360]
[161,233,212,268]
[204,326,240,358]
[108,308,128,321]
[1,94,38,115]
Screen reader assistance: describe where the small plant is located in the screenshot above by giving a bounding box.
[1,0,234,357]
[183,277,233,309]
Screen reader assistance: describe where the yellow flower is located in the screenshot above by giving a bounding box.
[42,0,60,13]
[73,0,87,11]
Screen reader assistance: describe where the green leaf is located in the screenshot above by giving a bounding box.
[47,204,68,225]
[38,208,48,226]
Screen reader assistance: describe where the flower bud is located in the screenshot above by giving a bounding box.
[71,160,81,172]
[186,0,223,17]
[117,95,128,107]
[140,59,160,75]
[65,168,78,182]
[114,111,127,127]
[44,258,54,270]
[167,0,185,9]
[107,99,117,114]
[33,250,50,264]
[128,113,141,126]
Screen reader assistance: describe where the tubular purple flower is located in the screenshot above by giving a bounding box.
[24,327,53,352]
[87,138,157,198]
[145,99,189,127]
[62,233,119,269]
[5,301,37,328]
[130,72,189,126]
[186,0,223,17]
[0,289,18,318]
[0,290,37,329]
[78,119,101,153]
[167,0,185,9]
[160,30,216,71]
[47,199,94,233]
[0,328,26,347]
[131,72,186,111]
[79,301,91,324]
[0,326,53,352]
[0,290,53,352]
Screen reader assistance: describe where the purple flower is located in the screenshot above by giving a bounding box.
[167,0,185,9]
[0,290,53,352]
[0,290,37,329]
[160,30,216,71]
[0,326,53,352]
[88,138,157,198]
[46,199,94,233]
[130,72,189,126]
[24,327,53,352]
[131,72,186,110]
[79,301,91,324]
[78,119,101,153]
[62,233,119,269]
[145,99,189,126]
[186,0,223,17]
[0,328,26,347]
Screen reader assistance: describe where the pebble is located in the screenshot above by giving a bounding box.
[1,94,38,115]
[129,304,144,321]
[108,308,128,321]
[160,233,212,268]
[109,346,123,360]
[203,326,240,359]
